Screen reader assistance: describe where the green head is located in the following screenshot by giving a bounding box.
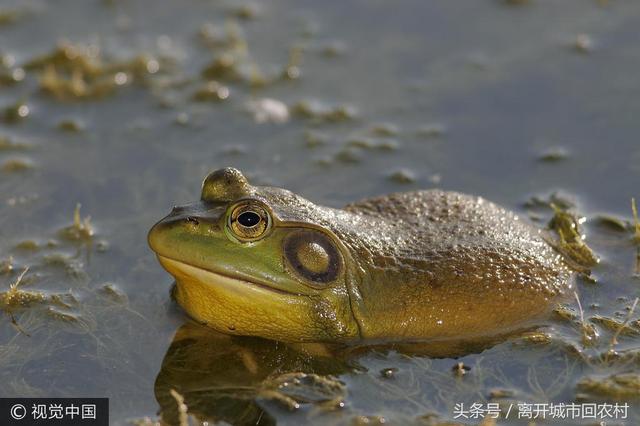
[148,168,360,342]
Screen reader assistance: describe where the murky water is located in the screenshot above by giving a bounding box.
[1,0,639,425]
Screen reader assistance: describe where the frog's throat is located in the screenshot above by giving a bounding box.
[156,255,356,342]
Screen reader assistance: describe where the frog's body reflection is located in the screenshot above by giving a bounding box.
[155,321,350,426]
[154,321,527,425]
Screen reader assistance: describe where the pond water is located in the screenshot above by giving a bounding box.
[1,0,639,425]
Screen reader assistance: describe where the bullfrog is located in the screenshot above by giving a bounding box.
[148,168,572,344]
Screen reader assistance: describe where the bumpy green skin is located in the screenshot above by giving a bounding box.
[149,168,572,344]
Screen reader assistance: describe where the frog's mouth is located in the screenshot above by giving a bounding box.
[156,255,297,296]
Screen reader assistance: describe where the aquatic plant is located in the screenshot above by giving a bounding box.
[548,204,599,269]
[60,204,94,241]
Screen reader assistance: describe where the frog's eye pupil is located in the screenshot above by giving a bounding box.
[228,202,271,242]
[238,211,261,227]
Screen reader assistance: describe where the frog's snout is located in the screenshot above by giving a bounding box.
[148,202,227,257]
[148,218,169,255]
[148,207,185,255]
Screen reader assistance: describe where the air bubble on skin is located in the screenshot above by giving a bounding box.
[436,320,443,326]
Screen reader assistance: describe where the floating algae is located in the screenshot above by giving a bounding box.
[369,122,399,137]
[0,9,21,26]
[292,99,357,123]
[577,372,640,400]
[304,130,329,148]
[282,44,303,80]
[57,119,85,133]
[524,191,578,212]
[574,292,600,347]
[0,135,32,151]
[3,100,30,123]
[0,56,25,86]
[1,157,34,173]
[388,168,417,184]
[191,81,230,102]
[198,21,271,88]
[591,315,640,336]
[548,204,599,270]
[573,34,594,54]
[258,372,346,411]
[232,3,261,21]
[632,198,640,243]
[60,204,94,241]
[630,198,640,276]
[605,298,639,357]
[537,146,570,162]
[593,214,628,232]
[0,257,14,275]
[24,42,160,101]
[346,136,399,151]
[1,269,46,311]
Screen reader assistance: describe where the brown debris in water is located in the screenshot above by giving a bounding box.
[60,204,94,241]
[593,214,628,232]
[574,292,599,347]
[3,100,30,123]
[25,42,160,101]
[0,257,14,275]
[605,297,639,361]
[1,268,46,310]
[0,8,23,26]
[292,99,357,123]
[258,372,345,411]
[1,157,34,173]
[577,372,640,399]
[548,204,599,270]
[573,34,594,54]
[452,362,471,377]
[57,119,85,132]
[1,268,45,335]
[632,198,640,243]
[0,135,31,151]
[191,81,230,102]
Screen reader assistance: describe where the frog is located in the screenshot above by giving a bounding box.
[148,167,572,344]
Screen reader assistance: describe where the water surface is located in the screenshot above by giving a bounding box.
[1,0,639,424]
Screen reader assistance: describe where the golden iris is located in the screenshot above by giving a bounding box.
[228,202,271,241]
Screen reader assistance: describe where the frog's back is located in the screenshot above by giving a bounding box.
[340,189,571,343]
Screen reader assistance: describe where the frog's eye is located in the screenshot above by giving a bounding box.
[284,230,341,285]
[228,202,271,241]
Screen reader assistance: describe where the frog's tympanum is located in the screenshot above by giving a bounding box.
[149,168,572,344]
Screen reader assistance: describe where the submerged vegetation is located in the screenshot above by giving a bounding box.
[0,204,99,335]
